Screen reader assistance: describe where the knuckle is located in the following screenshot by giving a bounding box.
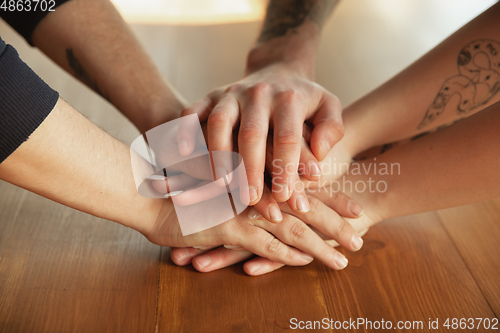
[243,163,264,178]
[307,196,321,214]
[283,247,297,262]
[265,237,282,256]
[334,219,351,239]
[287,220,307,243]
[225,83,244,95]
[207,110,231,127]
[277,89,301,104]
[330,120,345,139]
[239,122,267,143]
[208,90,221,99]
[180,107,194,117]
[276,129,301,146]
[246,82,272,99]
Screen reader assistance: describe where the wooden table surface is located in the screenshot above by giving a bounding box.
[1,1,499,332]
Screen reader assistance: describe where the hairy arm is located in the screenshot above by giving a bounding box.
[180,0,342,219]
[249,0,339,78]
[258,0,336,42]
[31,0,185,133]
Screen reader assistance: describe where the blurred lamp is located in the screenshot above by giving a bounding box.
[111,0,265,25]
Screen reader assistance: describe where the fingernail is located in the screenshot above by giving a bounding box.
[300,253,314,264]
[193,246,212,250]
[248,208,262,220]
[215,167,230,185]
[249,187,258,204]
[348,200,364,217]
[296,195,310,213]
[148,174,167,181]
[223,244,244,250]
[173,248,189,262]
[179,140,189,155]
[274,183,289,201]
[309,162,322,177]
[246,262,261,274]
[163,190,183,198]
[351,234,364,251]
[321,140,331,155]
[195,255,211,269]
[268,205,283,222]
[334,253,348,269]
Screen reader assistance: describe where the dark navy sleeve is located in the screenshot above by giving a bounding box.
[0,36,59,163]
[0,0,70,45]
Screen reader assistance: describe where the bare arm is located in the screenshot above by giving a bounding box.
[175,2,500,275]
[180,0,342,221]
[0,99,360,269]
[248,0,339,78]
[341,3,500,158]
[0,98,163,233]
[344,101,500,223]
[31,0,185,133]
[178,102,500,275]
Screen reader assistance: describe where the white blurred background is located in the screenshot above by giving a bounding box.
[0,0,497,144]
[111,0,266,25]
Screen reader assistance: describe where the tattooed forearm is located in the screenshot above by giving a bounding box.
[66,49,108,100]
[418,39,500,129]
[258,0,338,43]
[356,118,465,160]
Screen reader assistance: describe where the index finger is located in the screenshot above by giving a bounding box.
[272,93,305,202]
[177,97,214,156]
[309,93,344,161]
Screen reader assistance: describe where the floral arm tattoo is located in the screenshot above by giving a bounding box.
[359,40,500,159]
[418,39,500,129]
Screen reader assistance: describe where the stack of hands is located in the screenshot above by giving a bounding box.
[145,45,380,276]
[2,0,499,278]
[142,2,500,275]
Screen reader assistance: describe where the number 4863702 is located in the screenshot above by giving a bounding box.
[1,0,56,12]
[443,318,499,330]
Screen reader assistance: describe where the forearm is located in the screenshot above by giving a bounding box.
[247,0,339,78]
[31,0,185,133]
[341,3,500,157]
[0,98,165,234]
[344,101,500,222]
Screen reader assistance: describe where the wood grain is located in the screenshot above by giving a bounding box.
[1,1,499,331]
[437,199,500,316]
[157,247,331,333]
[0,181,160,333]
[155,212,497,332]
[317,212,496,333]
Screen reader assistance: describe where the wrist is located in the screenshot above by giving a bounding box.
[342,162,389,225]
[126,196,165,236]
[246,22,320,79]
[141,94,186,133]
[338,110,366,160]
[340,101,385,159]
